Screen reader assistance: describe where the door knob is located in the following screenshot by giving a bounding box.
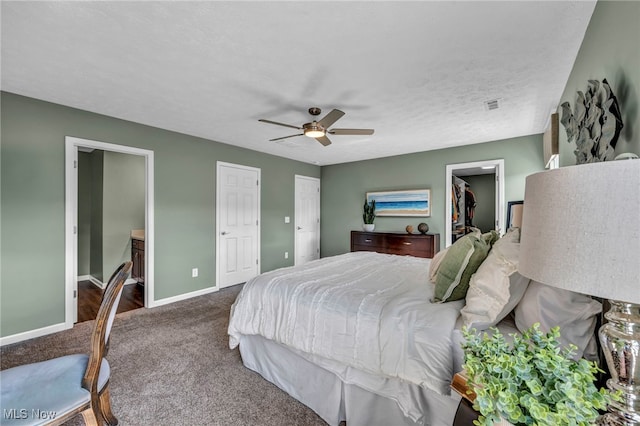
[221,231,230,235]
[297,226,303,230]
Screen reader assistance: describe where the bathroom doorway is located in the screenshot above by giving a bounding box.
[65,137,154,327]
[75,148,145,322]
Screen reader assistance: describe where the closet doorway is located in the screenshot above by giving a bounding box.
[445,159,505,247]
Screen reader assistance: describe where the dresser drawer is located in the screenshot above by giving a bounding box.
[385,235,431,258]
[385,234,424,249]
[132,239,145,251]
[351,232,385,247]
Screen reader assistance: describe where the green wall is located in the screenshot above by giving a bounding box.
[320,134,544,257]
[102,151,145,280]
[77,152,92,276]
[89,150,104,281]
[558,1,640,166]
[78,150,144,281]
[0,91,319,338]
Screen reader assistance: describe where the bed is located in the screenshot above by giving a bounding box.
[227,229,603,426]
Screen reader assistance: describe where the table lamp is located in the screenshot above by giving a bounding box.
[518,159,640,425]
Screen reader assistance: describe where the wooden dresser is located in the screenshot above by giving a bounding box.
[350,231,440,259]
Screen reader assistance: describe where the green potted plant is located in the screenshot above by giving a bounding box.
[461,323,616,426]
[363,198,376,231]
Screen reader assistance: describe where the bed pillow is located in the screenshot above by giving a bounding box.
[433,230,499,302]
[462,272,530,330]
[428,247,449,284]
[461,228,530,330]
[514,280,602,360]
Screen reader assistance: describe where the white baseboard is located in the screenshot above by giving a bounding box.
[0,322,71,347]
[1,285,217,346]
[78,274,104,289]
[150,285,219,308]
[78,275,136,288]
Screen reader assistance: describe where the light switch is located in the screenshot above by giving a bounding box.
[284,216,290,223]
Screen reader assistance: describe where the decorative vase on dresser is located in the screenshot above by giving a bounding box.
[363,224,375,232]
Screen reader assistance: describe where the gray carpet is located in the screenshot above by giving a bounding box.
[1,285,328,426]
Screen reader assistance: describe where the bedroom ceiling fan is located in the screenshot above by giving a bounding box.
[258,107,374,146]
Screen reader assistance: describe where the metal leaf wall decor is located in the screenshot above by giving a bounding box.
[560,78,624,164]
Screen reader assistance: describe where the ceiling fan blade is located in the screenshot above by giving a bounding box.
[329,128,375,135]
[315,135,332,146]
[269,134,303,141]
[259,119,302,130]
[317,109,345,129]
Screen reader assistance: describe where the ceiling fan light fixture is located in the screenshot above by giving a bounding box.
[305,129,325,138]
[303,122,325,138]
[258,108,372,146]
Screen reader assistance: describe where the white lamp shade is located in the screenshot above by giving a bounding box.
[518,160,640,304]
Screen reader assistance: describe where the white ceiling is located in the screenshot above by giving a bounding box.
[1,1,596,166]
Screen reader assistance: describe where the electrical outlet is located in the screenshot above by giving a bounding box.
[192,268,198,278]
[284,252,289,259]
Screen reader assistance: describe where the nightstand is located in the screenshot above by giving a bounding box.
[451,371,479,425]
[453,397,479,425]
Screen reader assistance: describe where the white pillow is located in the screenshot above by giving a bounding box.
[461,228,529,330]
[428,247,449,284]
[514,280,602,360]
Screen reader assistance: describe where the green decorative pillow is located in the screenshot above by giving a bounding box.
[433,230,499,302]
[481,230,500,246]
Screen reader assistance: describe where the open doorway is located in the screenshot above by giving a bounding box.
[65,137,154,328]
[445,159,505,247]
[75,148,145,322]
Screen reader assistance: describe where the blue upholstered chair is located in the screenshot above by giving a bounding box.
[0,261,133,426]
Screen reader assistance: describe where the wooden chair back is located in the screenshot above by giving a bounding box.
[81,261,132,394]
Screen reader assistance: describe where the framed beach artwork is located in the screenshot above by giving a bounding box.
[366,189,431,217]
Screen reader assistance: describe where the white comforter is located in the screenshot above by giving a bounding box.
[228,251,464,395]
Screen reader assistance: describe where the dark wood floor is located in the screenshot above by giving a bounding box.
[77,280,144,323]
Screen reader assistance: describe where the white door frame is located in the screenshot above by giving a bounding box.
[294,175,321,266]
[215,161,261,288]
[65,136,155,329]
[445,159,505,247]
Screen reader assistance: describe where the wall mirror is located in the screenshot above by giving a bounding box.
[506,200,524,230]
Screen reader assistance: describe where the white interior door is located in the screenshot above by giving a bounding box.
[217,162,260,288]
[295,175,320,266]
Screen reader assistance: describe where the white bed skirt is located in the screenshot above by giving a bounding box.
[239,335,460,426]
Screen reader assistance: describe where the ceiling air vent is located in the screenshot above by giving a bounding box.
[485,99,500,111]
